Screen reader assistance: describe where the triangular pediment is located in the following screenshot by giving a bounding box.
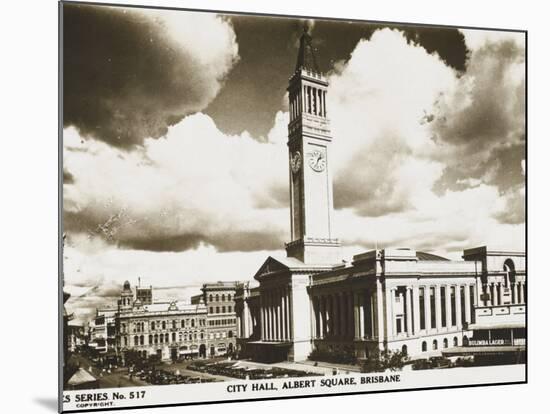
[253,255,333,281]
[253,256,290,280]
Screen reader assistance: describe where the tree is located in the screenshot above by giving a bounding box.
[360,349,408,373]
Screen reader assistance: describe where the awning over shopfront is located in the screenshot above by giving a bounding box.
[470,322,525,330]
[442,345,525,357]
[247,341,292,347]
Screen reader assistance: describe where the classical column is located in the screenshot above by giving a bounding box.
[435,285,442,331]
[269,291,274,340]
[406,287,413,336]
[243,299,250,338]
[476,278,484,306]
[286,287,293,340]
[325,295,330,336]
[464,284,471,324]
[266,292,271,340]
[491,283,497,306]
[279,288,284,340]
[445,285,452,329]
[412,286,420,335]
[319,295,326,338]
[274,289,283,341]
[315,295,320,339]
[317,88,321,116]
[327,295,333,337]
[392,288,398,336]
[347,291,354,338]
[331,295,336,336]
[397,291,404,335]
[519,282,524,303]
[273,291,277,340]
[271,291,275,340]
[376,279,385,341]
[312,87,317,115]
[278,289,283,340]
[424,286,431,331]
[455,285,463,329]
[309,295,315,339]
[385,287,394,339]
[353,292,361,340]
[260,294,265,340]
[265,292,270,340]
[366,290,372,339]
[309,293,315,340]
[358,291,365,339]
[281,288,287,340]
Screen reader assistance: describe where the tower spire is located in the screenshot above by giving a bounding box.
[295,30,320,73]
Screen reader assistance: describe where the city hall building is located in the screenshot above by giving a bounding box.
[235,31,526,363]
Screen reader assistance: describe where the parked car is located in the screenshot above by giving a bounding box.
[429,356,452,369]
[411,359,431,370]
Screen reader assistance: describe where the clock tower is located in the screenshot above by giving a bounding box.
[285,30,342,265]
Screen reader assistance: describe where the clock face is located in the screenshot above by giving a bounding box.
[290,151,302,173]
[308,149,326,172]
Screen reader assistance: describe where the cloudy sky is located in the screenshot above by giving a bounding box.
[62,4,525,324]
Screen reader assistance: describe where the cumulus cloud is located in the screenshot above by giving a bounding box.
[63,239,276,323]
[63,4,239,148]
[324,28,525,253]
[430,30,525,196]
[329,29,455,217]
[63,110,289,253]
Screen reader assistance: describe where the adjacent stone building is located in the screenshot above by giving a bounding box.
[89,307,117,356]
[115,281,208,363]
[192,282,238,356]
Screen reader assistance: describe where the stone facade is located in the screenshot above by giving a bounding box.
[114,281,208,363]
[89,307,117,355]
[196,282,238,356]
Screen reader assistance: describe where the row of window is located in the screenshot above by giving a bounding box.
[210,331,234,340]
[121,330,235,347]
[123,331,205,347]
[417,336,466,353]
[208,318,236,326]
[207,294,233,303]
[121,318,206,334]
[208,306,233,314]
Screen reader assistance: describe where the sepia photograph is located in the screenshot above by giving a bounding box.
[60,1,526,411]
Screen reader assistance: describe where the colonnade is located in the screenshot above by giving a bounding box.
[311,287,381,340]
[260,286,292,342]
[236,299,256,339]
[310,282,478,342]
[405,283,475,335]
[484,281,526,306]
